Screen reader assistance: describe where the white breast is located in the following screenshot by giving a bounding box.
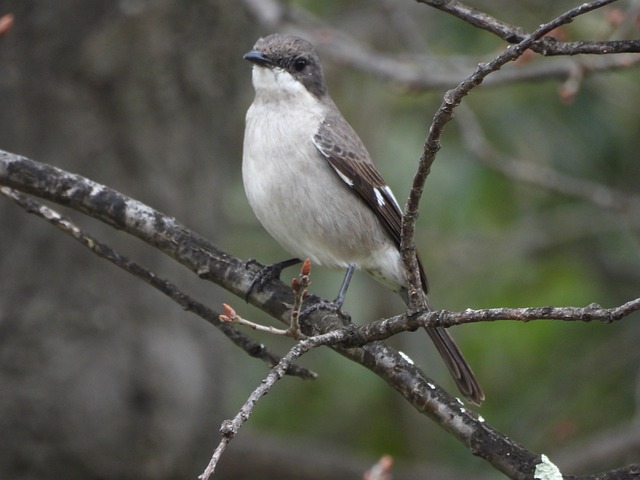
[242,66,406,288]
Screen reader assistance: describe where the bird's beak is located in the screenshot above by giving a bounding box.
[243,50,275,68]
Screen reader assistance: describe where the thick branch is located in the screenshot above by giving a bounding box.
[0,151,255,297]
[0,150,521,475]
[2,150,638,479]
[0,185,316,379]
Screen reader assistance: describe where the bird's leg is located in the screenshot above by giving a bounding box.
[333,263,356,308]
[245,257,301,301]
[300,263,356,319]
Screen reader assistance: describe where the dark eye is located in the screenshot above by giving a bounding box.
[293,57,308,72]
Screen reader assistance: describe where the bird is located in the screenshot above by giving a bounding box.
[242,33,484,405]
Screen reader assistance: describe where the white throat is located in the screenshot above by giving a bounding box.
[251,66,316,105]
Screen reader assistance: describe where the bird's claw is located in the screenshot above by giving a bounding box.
[245,258,301,301]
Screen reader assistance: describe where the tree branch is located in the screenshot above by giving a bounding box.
[417,0,640,55]
[341,300,640,347]
[243,0,640,92]
[1,1,638,479]
[2,149,638,479]
[400,0,623,309]
[199,329,346,480]
[0,185,316,380]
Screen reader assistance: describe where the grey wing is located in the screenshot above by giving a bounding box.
[312,112,430,293]
[312,113,404,246]
[312,115,487,402]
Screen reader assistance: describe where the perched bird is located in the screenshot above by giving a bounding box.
[242,33,484,405]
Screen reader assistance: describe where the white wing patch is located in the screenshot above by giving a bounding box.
[313,137,355,188]
[333,167,354,187]
[373,187,385,206]
[312,137,328,158]
[382,185,402,211]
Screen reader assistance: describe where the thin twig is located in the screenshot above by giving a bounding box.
[401,0,620,309]
[416,0,640,55]
[345,298,640,346]
[243,0,640,93]
[289,258,312,338]
[0,186,317,379]
[198,329,347,480]
[219,303,291,336]
[363,455,394,480]
[220,259,314,338]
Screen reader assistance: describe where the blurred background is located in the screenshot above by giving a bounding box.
[0,1,638,479]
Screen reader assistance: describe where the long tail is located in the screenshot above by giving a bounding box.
[414,258,484,406]
[424,325,484,406]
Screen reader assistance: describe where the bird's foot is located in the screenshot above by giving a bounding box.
[299,263,355,320]
[245,258,301,301]
[299,298,350,322]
